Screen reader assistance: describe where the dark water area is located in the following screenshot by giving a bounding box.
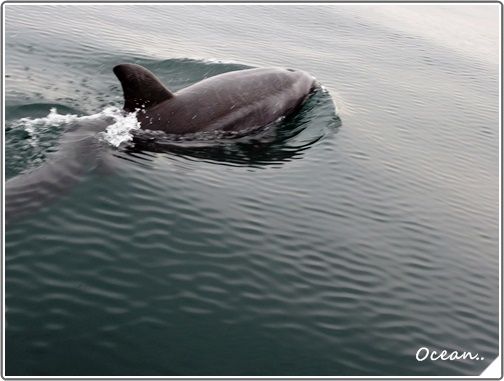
[3,3,500,377]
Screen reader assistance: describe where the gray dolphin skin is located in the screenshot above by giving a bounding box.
[113,64,317,134]
[5,116,113,225]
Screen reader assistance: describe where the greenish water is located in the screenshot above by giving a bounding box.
[3,3,500,377]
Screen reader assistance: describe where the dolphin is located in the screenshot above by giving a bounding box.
[4,116,114,225]
[5,64,317,224]
[113,64,317,134]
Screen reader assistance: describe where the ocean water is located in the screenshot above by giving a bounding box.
[3,3,500,377]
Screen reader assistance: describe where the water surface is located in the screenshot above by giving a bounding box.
[3,3,500,377]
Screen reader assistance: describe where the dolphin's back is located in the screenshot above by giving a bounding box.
[113,64,316,134]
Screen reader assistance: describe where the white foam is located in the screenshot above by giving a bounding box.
[99,107,141,147]
[11,108,80,148]
[37,107,79,125]
[17,107,79,133]
[10,106,141,148]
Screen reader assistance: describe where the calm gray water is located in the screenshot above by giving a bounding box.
[3,3,500,377]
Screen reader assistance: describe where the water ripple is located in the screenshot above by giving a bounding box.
[5,4,498,377]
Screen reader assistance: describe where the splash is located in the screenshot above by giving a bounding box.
[11,108,80,148]
[98,107,141,147]
[23,107,80,127]
[9,106,142,148]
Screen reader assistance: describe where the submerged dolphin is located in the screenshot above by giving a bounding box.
[113,64,316,134]
[5,116,114,224]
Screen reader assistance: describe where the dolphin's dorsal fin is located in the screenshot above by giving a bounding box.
[113,64,175,112]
